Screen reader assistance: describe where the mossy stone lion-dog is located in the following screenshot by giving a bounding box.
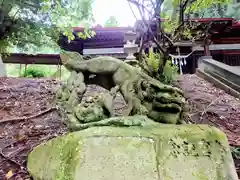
[56,51,189,130]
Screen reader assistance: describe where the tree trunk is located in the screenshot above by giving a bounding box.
[158,52,169,74]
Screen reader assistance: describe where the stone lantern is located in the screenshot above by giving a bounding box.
[123,30,138,65]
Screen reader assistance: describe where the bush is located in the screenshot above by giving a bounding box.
[231,147,240,160]
[161,60,179,84]
[6,64,71,80]
[21,67,46,78]
[140,49,179,84]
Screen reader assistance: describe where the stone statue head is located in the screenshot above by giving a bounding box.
[60,51,83,71]
[136,75,188,124]
[74,95,111,124]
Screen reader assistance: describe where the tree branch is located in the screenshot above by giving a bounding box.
[0,107,56,124]
[127,0,138,20]
[127,0,154,18]
[199,96,221,123]
[182,0,190,10]
[173,0,199,41]
[128,0,171,54]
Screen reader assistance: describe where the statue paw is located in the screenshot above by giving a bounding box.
[110,85,120,98]
[134,105,149,116]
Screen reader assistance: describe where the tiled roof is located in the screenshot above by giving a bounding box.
[59,18,240,51]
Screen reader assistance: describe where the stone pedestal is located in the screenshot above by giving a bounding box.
[28,123,238,180]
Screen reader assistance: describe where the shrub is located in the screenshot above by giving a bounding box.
[231,147,240,160]
[140,49,179,84]
[21,67,46,78]
[161,60,179,84]
[6,64,71,80]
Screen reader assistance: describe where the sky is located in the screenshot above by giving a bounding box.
[92,0,140,26]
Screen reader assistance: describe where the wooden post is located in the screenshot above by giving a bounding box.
[0,54,6,77]
[204,39,211,56]
[59,65,62,80]
[19,64,22,76]
[24,64,28,76]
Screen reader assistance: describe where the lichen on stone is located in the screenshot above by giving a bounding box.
[27,125,238,180]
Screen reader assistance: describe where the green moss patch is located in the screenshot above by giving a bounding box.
[27,124,238,180]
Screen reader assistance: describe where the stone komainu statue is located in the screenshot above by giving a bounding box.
[55,51,189,130]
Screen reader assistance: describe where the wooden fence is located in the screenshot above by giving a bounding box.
[2,52,127,65]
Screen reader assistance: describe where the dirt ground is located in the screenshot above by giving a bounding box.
[0,75,239,179]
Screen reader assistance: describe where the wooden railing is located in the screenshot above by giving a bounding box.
[3,51,238,75]
[2,52,127,65]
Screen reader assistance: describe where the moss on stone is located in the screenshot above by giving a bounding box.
[54,135,81,180]
[56,52,189,129]
[27,133,82,180]
[27,123,238,180]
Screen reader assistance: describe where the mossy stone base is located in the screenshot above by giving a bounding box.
[27,124,238,180]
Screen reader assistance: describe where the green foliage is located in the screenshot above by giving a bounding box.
[185,0,231,14]
[231,146,240,160]
[225,3,240,20]
[161,0,231,41]
[146,48,160,72]
[77,30,96,40]
[141,50,179,84]
[0,0,95,54]
[161,60,179,84]
[21,66,46,78]
[6,64,71,80]
[195,1,240,20]
[104,16,119,27]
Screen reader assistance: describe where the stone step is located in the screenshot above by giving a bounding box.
[198,57,240,98]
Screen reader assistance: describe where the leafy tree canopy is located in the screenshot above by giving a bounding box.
[198,1,240,20]
[162,0,231,33]
[104,16,119,27]
[128,0,231,75]
[0,0,95,54]
[129,0,231,45]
